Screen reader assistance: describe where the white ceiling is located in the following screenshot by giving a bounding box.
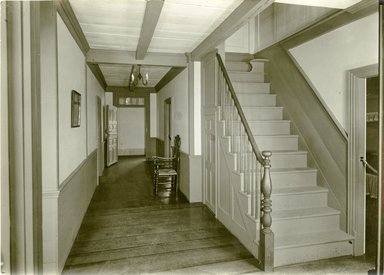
[69,0,243,88]
[99,64,171,87]
[68,0,362,89]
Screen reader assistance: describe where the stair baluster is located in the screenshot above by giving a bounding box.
[260,150,274,271]
[216,52,274,271]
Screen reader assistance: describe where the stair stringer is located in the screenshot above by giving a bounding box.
[216,120,260,259]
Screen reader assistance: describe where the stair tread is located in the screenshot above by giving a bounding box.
[275,230,353,249]
[243,106,282,109]
[271,167,316,172]
[247,119,290,123]
[255,134,298,138]
[271,150,307,155]
[273,206,340,220]
[229,71,263,75]
[273,185,328,195]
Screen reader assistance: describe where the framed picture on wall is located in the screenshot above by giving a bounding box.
[71,90,81,127]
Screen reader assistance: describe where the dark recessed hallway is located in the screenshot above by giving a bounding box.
[63,156,255,274]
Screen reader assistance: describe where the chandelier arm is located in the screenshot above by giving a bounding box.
[128,65,136,91]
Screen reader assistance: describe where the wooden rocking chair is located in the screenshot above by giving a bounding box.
[152,135,181,196]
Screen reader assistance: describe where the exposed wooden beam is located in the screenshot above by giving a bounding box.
[106,86,157,94]
[136,0,164,60]
[155,67,186,92]
[87,64,107,90]
[87,49,187,67]
[55,0,89,54]
[281,0,377,49]
[191,0,272,60]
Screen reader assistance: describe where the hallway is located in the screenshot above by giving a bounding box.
[63,156,255,274]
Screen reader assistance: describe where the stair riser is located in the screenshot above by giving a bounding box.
[272,192,328,211]
[271,171,317,188]
[256,136,298,151]
[226,62,250,72]
[272,214,340,236]
[229,72,264,83]
[233,82,270,94]
[275,240,352,267]
[225,53,253,62]
[243,108,283,120]
[270,153,307,169]
[238,94,276,107]
[223,121,290,136]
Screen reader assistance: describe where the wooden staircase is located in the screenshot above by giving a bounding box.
[219,53,353,267]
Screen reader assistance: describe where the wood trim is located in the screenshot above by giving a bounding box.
[55,0,89,55]
[191,0,273,61]
[283,48,347,139]
[106,86,156,94]
[87,63,107,90]
[155,67,186,92]
[7,1,43,272]
[279,1,377,50]
[87,49,187,67]
[59,149,98,191]
[136,0,164,60]
[107,87,152,159]
[1,1,10,272]
[55,0,88,53]
[347,64,378,256]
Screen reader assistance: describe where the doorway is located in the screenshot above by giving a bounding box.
[164,98,172,157]
[348,64,378,265]
[365,76,379,261]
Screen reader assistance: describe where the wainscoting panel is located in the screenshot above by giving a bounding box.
[57,150,98,271]
[180,151,202,203]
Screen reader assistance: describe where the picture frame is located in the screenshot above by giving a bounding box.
[71,90,81,127]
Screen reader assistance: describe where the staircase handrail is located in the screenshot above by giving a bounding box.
[216,53,266,166]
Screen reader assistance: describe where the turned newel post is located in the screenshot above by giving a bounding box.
[260,150,274,271]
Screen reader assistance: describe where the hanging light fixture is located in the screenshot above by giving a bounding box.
[129,64,148,91]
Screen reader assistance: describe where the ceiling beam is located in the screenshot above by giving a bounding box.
[106,86,157,94]
[136,0,164,60]
[87,49,188,67]
[56,0,90,55]
[191,0,273,60]
[280,0,377,49]
[155,67,186,92]
[87,64,107,90]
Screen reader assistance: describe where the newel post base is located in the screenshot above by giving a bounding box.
[260,150,274,271]
[260,229,274,272]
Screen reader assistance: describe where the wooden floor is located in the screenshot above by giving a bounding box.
[63,156,255,274]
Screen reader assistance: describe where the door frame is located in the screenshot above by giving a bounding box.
[164,97,172,157]
[96,96,103,180]
[348,63,378,256]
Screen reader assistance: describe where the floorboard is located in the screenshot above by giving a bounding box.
[63,156,254,274]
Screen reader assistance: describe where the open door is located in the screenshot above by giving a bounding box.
[105,105,118,167]
[97,96,104,179]
[164,98,172,157]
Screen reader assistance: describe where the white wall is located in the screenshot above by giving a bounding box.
[289,13,378,131]
[57,15,87,183]
[157,69,189,153]
[225,22,251,53]
[150,93,157,137]
[117,107,145,155]
[43,13,104,273]
[105,91,113,106]
[87,67,105,154]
